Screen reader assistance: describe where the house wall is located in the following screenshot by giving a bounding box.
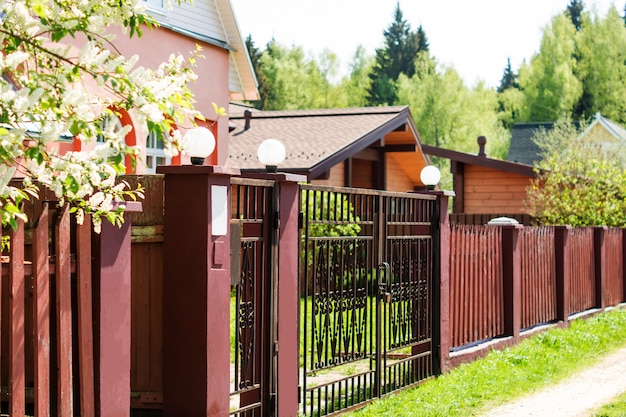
[386,154,416,192]
[586,124,617,144]
[65,24,231,173]
[352,159,374,189]
[462,165,532,214]
[311,164,344,187]
[108,27,231,168]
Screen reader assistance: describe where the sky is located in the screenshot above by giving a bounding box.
[230,0,620,89]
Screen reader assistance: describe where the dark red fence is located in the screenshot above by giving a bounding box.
[0,203,95,416]
[520,227,556,329]
[449,224,626,351]
[569,228,595,314]
[603,228,624,307]
[450,224,503,348]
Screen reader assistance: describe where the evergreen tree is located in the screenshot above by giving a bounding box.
[623,3,626,25]
[244,35,270,109]
[416,25,430,53]
[366,3,428,106]
[567,0,585,30]
[497,57,519,93]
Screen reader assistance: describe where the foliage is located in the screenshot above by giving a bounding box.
[396,53,510,161]
[244,35,269,110]
[302,191,361,238]
[574,8,626,123]
[0,0,202,231]
[518,14,582,122]
[255,41,349,110]
[497,57,519,93]
[525,117,626,227]
[366,3,428,106]
[567,0,584,30]
[593,391,626,417]
[337,46,374,108]
[350,308,626,417]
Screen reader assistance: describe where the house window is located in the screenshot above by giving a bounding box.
[96,114,123,143]
[142,0,166,13]
[145,130,171,174]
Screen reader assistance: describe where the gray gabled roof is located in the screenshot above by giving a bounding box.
[506,122,555,166]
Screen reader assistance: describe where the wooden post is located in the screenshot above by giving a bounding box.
[622,229,626,303]
[594,226,608,309]
[435,191,453,373]
[411,189,454,373]
[159,165,239,417]
[554,226,571,323]
[8,219,25,416]
[266,173,306,417]
[93,201,142,417]
[499,224,523,338]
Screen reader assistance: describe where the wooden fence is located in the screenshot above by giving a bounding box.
[5,175,626,416]
[0,200,94,416]
[447,223,626,366]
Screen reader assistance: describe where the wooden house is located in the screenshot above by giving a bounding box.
[507,113,625,166]
[422,138,537,225]
[227,105,433,191]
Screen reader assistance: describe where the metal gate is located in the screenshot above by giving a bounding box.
[300,185,439,416]
[230,177,278,417]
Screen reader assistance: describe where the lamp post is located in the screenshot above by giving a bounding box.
[184,127,216,165]
[420,165,441,190]
[257,138,286,173]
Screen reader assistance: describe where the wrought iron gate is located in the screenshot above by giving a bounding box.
[300,185,439,416]
[230,177,278,417]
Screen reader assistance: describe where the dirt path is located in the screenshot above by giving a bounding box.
[482,345,626,417]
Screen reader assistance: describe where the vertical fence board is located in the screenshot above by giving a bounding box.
[33,205,51,417]
[9,219,26,416]
[604,229,623,307]
[55,207,73,417]
[77,216,95,416]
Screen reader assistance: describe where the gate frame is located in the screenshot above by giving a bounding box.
[298,184,453,416]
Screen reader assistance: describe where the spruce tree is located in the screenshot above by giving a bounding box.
[366,3,428,106]
[497,57,519,93]
[567,0,584,31]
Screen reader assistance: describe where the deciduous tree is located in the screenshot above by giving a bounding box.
[526,117,626,227]
[0,0,201,231]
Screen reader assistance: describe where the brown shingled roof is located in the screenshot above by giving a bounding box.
[228,105,429,181]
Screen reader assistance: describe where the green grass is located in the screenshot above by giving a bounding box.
[593,392,626,417]
[349,308,626,417]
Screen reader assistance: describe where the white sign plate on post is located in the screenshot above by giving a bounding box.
[211,185,228,236]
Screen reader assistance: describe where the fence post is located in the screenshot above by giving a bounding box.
[433,191,454,373]
[554,226,571,323]
[499,224,523,338]
[623,229,626,303]
[594,226,608,309]
[92,201,142,417]
[158,165,239,417]
[273,173,307,417]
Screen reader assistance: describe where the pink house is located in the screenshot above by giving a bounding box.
[61,0,258,173]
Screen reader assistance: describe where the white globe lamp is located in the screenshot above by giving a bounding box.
[257,138,286,173]
[184,127,216,165]
[420,165,441,190]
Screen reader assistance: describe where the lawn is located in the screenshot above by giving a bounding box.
[593,391,626,417]
[349,308,626,417]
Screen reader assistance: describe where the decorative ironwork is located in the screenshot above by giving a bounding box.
[230,178,275,417]
[300,185,438,417]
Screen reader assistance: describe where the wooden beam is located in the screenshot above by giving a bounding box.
[344,158,353,187]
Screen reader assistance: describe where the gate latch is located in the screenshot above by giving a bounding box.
[378,262,392,303]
